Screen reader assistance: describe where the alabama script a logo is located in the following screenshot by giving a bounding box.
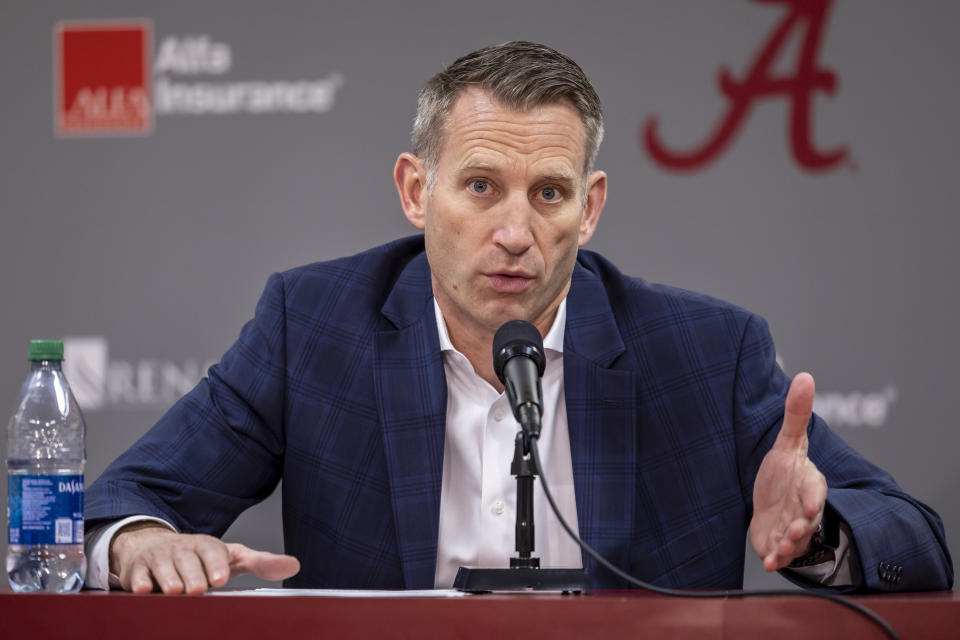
[643,0,849,173]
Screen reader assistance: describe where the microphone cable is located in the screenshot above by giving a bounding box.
[527,436,901,640]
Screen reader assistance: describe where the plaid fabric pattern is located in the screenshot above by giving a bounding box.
[86,236,952,590]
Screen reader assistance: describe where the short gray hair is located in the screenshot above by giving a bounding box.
[412,41,604,190]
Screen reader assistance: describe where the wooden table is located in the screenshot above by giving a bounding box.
[1,586,957,639]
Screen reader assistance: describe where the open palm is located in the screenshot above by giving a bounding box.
[749,372,827,571]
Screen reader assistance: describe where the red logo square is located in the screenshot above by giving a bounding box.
[54,20,153,136]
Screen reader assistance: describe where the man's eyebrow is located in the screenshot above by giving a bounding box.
[454,163,578,185]
[539,172,577,185]
[455,161,501,175]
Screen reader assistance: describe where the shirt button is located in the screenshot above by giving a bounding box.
[493,409,505,421]
[491,500,505,515]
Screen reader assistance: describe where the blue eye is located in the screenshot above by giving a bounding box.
[541,187,557,200]
[471,180,489,194]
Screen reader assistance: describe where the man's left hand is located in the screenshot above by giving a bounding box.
[749,372,828,571]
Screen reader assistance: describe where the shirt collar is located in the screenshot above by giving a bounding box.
[433,298,567,355]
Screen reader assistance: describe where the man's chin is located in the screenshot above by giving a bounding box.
[478,299,540,331]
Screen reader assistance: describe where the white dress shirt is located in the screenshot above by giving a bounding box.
[433,298,582,588]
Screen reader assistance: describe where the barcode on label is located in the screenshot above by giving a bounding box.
[55,518,73,544]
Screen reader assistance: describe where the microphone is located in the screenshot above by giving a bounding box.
[493,320,546,440]
[454,319,590,594]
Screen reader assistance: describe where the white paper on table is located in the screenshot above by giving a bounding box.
[207,588,468,598]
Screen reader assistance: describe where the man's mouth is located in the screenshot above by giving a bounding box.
[486,272,533,293]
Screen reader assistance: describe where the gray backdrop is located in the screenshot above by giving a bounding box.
[2,1,957,591]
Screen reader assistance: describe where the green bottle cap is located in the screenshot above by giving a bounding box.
[29,339,64,361]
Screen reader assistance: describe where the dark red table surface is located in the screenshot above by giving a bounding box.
[1,585,957,639]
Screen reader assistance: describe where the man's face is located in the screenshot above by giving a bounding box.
[406,87,605,340]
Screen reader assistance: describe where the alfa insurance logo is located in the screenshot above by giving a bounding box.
[55,20,153,135]
[776,355,898,429]
[54,19,343,137]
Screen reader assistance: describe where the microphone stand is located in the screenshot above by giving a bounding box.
[511,431,538,570]
[453,417,591,593]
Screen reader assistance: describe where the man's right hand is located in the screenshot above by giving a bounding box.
[109,522,301,594]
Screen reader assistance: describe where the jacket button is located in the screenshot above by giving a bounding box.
[878,562,892,582]
[877,561,904,584]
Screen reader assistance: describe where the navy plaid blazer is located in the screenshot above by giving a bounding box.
[86,236,953,591]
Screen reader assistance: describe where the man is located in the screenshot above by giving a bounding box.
[85,41,953,594]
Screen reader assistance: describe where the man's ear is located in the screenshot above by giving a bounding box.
[394,152,428,230]
[578,170,607,246]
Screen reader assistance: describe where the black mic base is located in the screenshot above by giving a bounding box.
[453,566,590,594]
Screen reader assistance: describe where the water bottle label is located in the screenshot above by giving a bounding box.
[7,474,84,545]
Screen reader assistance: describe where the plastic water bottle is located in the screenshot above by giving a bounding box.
[6,339,86,592]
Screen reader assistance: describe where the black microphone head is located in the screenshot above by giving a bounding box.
[493,320,546,384]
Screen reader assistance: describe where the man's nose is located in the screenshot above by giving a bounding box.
[492,193,535,255]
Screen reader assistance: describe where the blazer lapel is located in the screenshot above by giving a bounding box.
[564,260,639,583]
[373,252,447,589]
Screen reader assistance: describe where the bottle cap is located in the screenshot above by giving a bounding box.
[29,339,64,361]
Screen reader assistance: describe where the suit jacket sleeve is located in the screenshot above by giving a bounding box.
[84,273,288,535]
[733,314,953,591]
